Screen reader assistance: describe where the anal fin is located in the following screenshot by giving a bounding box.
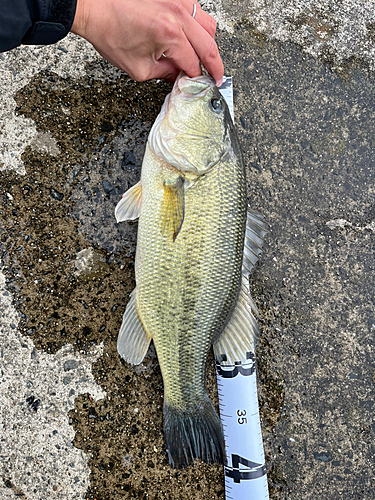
[117,290,151,365]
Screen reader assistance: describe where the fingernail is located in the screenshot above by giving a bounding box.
[216,78,223,87]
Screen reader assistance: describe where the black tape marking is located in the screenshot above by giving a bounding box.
[225,454,267,483]
[216,352,255,379]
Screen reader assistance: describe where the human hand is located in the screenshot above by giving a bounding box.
[71,0,224,84]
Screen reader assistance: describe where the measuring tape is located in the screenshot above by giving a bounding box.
[219,76,235,122]
[217,77,269,500]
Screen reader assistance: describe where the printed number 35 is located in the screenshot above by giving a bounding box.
[237,409,247,424]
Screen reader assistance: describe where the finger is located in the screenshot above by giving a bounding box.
[157,14,202,79]
[156,59,181,83]
[161,32,201,80]
[181,18,224,84]
[194,8,217,38]
[179,0,216,38]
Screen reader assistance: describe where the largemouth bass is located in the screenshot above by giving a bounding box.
[115,73,267,468]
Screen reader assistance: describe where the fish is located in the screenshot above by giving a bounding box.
[115,72,268,468]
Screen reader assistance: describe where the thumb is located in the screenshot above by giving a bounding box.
[149,58,181,83]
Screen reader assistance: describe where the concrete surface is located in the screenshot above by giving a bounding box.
[0,1,374,499]
[0,272,105,499]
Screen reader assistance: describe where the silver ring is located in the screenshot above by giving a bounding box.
[161,53,167,58]
[192,2,197,18]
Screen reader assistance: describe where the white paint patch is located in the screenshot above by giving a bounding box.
[245,0,375,71]
[0,270,105,499]
[326,218,352,229]
[74,248,96,276]
[201,0,234,32]
[0,34,100,175]
[30,131,61,156]
[326,218,375,231]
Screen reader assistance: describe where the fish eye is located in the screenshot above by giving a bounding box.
[210,98,223,113]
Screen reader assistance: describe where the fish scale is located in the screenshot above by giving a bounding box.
[137,149,246,408]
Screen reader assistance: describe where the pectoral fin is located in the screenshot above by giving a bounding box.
[115,180,142,222]
[117,290,151,365]
[162,176,185,241]
[213,282,260,366]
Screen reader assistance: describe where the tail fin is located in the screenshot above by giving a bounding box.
[163,398,225,468]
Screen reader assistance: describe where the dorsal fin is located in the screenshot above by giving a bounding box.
[214,209,268,365]
[242,209,269,276]
[213,281,260,366]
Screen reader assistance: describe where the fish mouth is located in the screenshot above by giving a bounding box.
[172,71,215,99]
[147,71,223,175]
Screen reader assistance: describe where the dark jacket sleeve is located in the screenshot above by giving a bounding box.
[0,0,77,52]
